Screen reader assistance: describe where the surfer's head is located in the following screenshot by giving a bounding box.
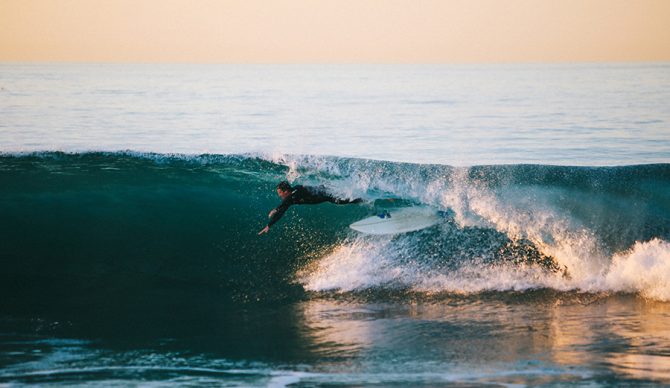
[276,181,292,199]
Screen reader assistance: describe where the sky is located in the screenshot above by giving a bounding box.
[1,0,669,63]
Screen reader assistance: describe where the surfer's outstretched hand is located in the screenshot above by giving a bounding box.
[258,226,270,235]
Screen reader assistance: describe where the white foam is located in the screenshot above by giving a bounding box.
[601,239,670,301]
[300,235,670,301]
[300,238,402,292]
[432,171,616,289]
[299,233,568,294]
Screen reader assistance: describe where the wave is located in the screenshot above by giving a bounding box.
[1,151,669,307]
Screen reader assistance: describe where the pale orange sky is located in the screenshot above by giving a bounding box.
[1,0,669,63]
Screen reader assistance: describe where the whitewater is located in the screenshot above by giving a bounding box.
[1,63,670,386]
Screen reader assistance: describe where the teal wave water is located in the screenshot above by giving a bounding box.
[3,151,670,385]
[2,152,669,308]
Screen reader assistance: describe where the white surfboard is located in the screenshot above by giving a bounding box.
[350,207,441,235]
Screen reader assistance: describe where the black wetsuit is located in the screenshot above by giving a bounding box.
[267,185,362,228]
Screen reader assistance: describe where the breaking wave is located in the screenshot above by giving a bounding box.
[1,152,669,308]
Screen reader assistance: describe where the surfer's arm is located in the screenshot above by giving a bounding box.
[259,196,294,234]
[258,207,287,235]
[258,195,294,235]
[267,202,290,227]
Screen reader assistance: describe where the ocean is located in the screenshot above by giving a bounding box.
[1,63,669,386]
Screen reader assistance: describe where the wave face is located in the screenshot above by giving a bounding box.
[1,152,669,310]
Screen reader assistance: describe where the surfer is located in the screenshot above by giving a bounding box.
[258,181,362,235]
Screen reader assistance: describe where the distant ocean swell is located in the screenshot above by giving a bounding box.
[1,152,669,310]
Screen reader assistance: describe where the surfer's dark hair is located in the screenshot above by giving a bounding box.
[276,181,292,192]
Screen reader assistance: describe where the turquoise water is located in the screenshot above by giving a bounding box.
[1,64,670,386]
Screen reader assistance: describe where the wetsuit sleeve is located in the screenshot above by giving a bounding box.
[267,199,292,227]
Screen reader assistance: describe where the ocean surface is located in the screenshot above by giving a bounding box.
[1,63,670,386]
